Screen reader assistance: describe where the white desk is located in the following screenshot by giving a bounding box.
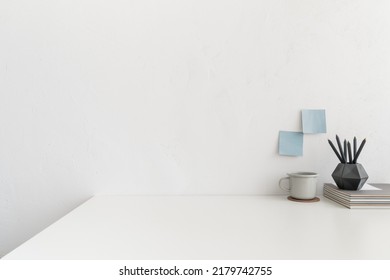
[3,195,390,259]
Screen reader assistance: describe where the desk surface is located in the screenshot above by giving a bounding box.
[4,195,390,259]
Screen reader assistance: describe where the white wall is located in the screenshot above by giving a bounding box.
[1,0,390,257]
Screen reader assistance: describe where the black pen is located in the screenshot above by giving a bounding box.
[347,141,353,164]
[343,139,347,164]
[336,135,345,163]
[353,138,366,164]
[328,139,344,163]
[353,137,357,160]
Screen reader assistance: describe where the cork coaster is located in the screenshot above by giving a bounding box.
[287,196,320,203]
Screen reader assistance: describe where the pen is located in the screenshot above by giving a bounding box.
[328,139,344,163]
[353,137,357,160]
[347,141,353,164]
[343,139,347,164]
[336,135,345,163]
[353,138,366,164]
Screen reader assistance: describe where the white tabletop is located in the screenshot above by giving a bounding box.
[3,195,390,260]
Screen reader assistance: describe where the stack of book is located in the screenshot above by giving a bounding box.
[324,183,390,209]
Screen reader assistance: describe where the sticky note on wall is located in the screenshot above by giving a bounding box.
[278,131,304,156]
[302,109,327,134]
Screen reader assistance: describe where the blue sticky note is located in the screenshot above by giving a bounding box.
[302,109,327,134]
[279,131,304,156]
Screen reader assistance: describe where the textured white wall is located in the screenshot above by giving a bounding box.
[1,0,390,257]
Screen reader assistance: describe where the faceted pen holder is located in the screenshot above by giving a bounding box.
[331,163,368,191]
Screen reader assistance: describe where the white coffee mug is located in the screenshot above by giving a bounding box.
[279,172,318,200]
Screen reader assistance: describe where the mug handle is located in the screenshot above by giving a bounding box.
[279,177,291,192]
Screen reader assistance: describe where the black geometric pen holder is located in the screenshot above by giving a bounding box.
[332,163,368,191]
